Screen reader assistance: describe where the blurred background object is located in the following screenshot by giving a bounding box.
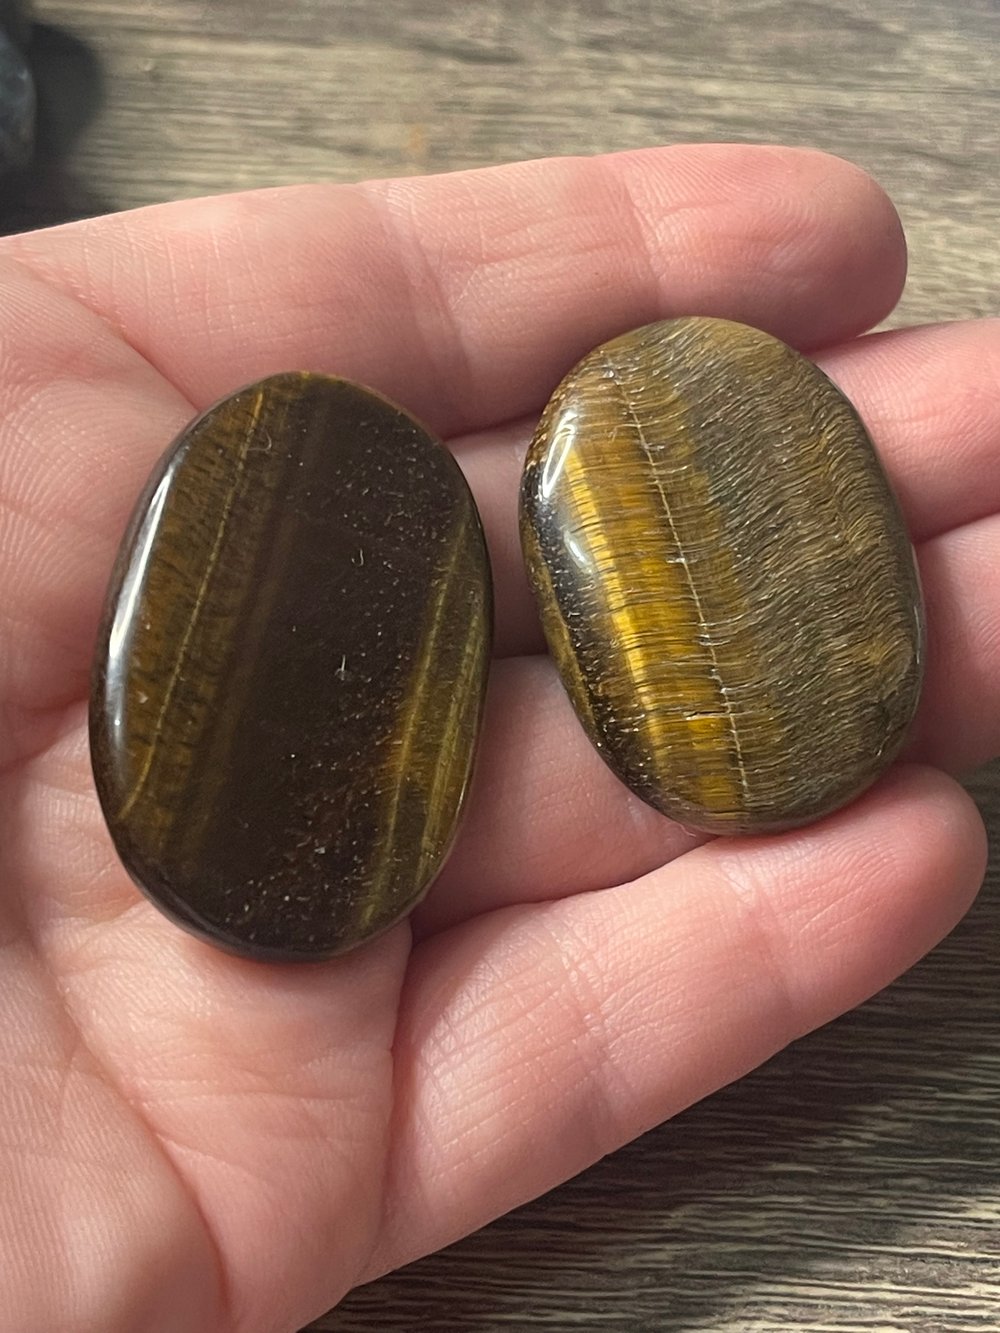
[0,0,33,176]
[0,0,106,231]
[0,0,31,51]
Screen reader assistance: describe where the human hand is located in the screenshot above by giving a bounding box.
[0,145,993,1332]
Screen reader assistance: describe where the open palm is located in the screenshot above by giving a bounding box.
[1,145,995,1333]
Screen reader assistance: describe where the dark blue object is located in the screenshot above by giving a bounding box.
[0,24,34,174]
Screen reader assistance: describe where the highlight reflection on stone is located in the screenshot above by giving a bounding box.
[520,317,924,834]
[91,373,492,959]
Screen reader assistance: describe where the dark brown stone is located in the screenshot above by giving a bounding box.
[91,373,492,959]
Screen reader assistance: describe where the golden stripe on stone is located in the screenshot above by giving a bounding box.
[520,317,924,834]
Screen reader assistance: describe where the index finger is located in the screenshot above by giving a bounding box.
[3,144,905,439]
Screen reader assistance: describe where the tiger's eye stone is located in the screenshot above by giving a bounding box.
[91,373,492,959]
[520,317,924,834]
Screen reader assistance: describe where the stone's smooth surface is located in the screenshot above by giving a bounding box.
[0,26,34,173]
[520,316,924,835]
[91,373,492,960]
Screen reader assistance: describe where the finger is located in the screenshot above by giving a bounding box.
[909,513,1000,772]
[0,147,903,736]
[821,319,1000,542]
[0,260,192,754]
[455,318,1000,657]
[375,765,985,1278]
[5,145,904,437]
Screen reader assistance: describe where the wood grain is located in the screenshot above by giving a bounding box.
[22,1,1000,1329]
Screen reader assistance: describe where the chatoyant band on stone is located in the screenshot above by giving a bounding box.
[90,318,924,961]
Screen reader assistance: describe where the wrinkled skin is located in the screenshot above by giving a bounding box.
[0,145,996,1332]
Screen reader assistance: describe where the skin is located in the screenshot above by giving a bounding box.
[0,143,996,1332]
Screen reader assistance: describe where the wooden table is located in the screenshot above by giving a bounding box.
[23,2,1000,1328]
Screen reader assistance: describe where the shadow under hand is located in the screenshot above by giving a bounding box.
[327,766,1000,1332]
[0,20,111,234]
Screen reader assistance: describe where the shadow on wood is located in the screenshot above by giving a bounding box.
[0,20,111,233]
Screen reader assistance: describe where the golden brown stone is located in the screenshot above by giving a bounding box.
[91,372,492,959]
[519,317,924,834]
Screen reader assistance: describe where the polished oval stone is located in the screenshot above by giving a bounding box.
[91,373,492,959]
[520,317,924,834]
